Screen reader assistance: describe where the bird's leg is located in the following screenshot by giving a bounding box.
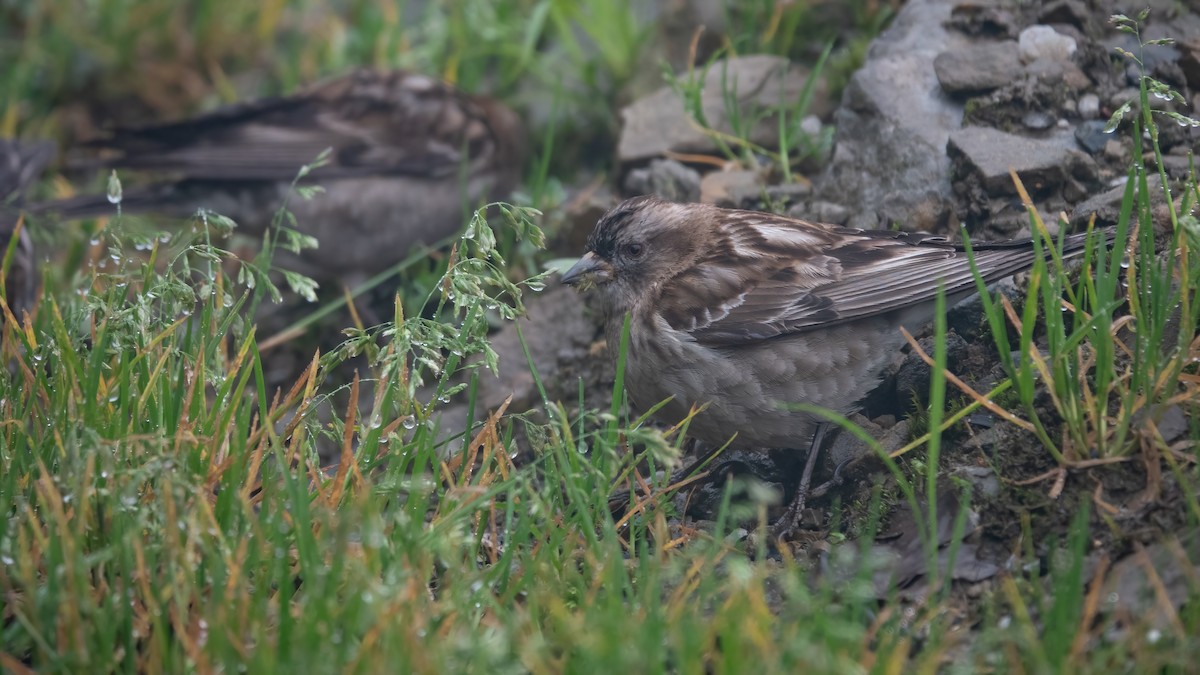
[808,456,853,501]
[773,422,830,539]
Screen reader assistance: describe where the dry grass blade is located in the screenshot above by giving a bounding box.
[327,371,361,507]
[443,394,513,484]
[1134,541,1187,637]
[898,326,1035,432]
[1069,553,1109,665]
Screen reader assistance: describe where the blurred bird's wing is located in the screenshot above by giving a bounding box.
[0,139,52,317]
[1,139,56,203]
[74,69,503,181]
[660,212,1105,346]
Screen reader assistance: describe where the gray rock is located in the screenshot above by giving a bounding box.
[953,465,1001,499]
[1109,87,1139,110]
[1017,25,1077,64]
[947,1,1018,37]
[1135,404,1188,445]
[864,488,998,600]
[475,285,597,412]
[762,181,812,205]
[1021,110,1056,130]
[1037,0,1100,35]
[617,55,831,164]
[1104,533,1200,634]
[817,0,969,233]
[799,114,822,137]
[961,424,1021,457]
[1154,154,1195,179]
[1023,57,1091,90]
[1180,42,1200,90]
[636,0,727,75]
[1103,138,1128,163]
[1106,31,1184,76]
[984,204,1039,239]
[1062,177,1089,202]
[933,41,1023,94]
[622,159,701,202]
[553,183,615,256]
[893,332,968,404]
[946,276,1019,340]
[1074,119,1110,153]
[792,200,849,224]
[681,446,790,521]
[698,169,764,206]
[827,417,909,469]
[947,126,1081,196]
[1069,175,1162,228]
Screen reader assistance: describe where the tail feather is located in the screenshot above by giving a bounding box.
[28,183,184,221]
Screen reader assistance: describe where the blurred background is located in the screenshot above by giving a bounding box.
[1,0,894,177]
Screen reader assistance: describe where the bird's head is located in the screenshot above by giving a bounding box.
[561,195,707,312]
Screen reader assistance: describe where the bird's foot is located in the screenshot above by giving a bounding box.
[771,423,856,541]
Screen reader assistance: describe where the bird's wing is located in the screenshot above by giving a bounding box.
[660,211,1097,346]
[77,69,499,181]
[1,139,56,203]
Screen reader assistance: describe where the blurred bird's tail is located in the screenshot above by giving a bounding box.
[27,183,182,221]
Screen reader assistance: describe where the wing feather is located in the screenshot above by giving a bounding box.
[76,69,496,181]
[658,210,1100,346]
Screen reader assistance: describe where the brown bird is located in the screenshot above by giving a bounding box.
[562,195,1108,534]
[1,139,54,321]
[37,69,525,284]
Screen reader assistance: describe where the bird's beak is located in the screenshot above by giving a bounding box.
[561,252,612,287]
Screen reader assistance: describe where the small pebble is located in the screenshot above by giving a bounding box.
[794,200,850,225]
[1074,119,1110,154]
[1110,88,1139,109]
[1103,139,1126,162]
[799,114,822,137]
[764,182,813,203]
[1022,110,1055,130]
[1077,93,1100,119]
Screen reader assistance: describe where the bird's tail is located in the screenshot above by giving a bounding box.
[1062,226,1119,255]
[27,183,183,221]
[965,225,1119,287]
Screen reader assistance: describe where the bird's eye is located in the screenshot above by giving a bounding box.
[624,242,644,257]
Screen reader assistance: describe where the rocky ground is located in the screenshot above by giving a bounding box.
[26,0,1191,632]
[422,0,1199,627]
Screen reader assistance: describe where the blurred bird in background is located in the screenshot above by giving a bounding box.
[34,69,526,286]
[563,195,1112,535]
[1,139,54,321]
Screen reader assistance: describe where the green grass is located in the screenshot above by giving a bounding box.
[960,20,1200,465]
[2,3,1199,673]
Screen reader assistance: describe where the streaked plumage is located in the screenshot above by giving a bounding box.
[563,195,1106,450]
[37,69,525,282]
